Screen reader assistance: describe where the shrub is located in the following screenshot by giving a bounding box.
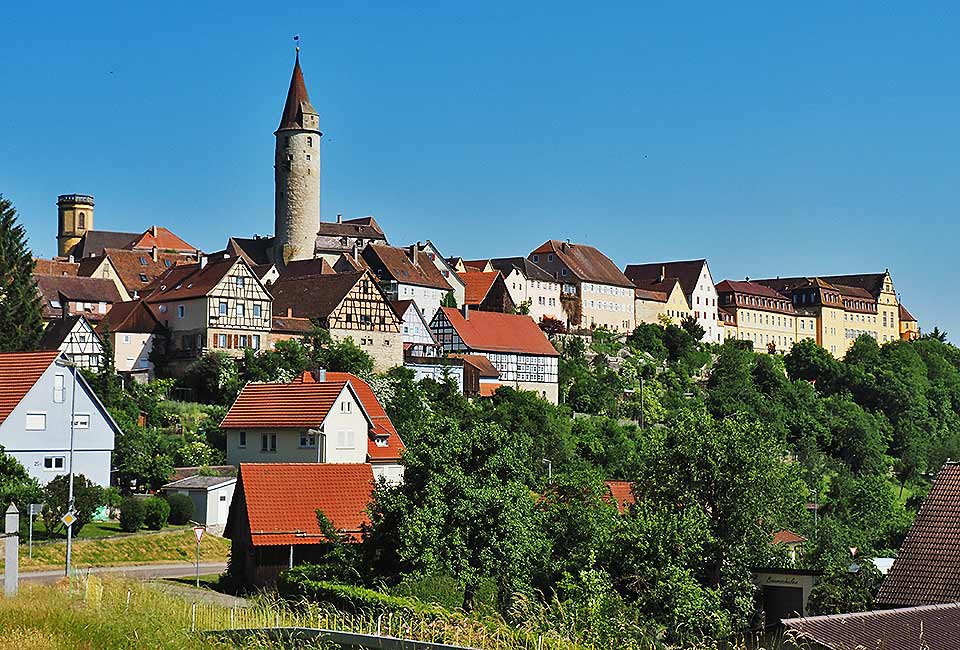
[277,567,444,617]
[165,493,194,525]
[143,497,171,530]
[41,474,104,536]
[119,497,145,532]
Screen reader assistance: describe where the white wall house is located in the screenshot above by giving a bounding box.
[39,315,106,372]
[0,351,118,487]
[362,243,453,322]
[393,300,440,357]
[488,258,562,324]
[161,475,237,534]
[421,241,466,307]
[221,370,405,485]
[625,259,722,343]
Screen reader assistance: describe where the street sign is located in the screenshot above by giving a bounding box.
[29,503,43,516]
[61,512,77,528]
[193,526,204,544]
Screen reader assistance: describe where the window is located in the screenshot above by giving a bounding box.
[139,256,147,265]
[300,431,317,448]
[239,431,247,448]
[236,303,245,317]
[139,273,148,282]
[548,254,555,262]
[337,430,355,449]
[217,334,227,348]
[532,255,539,263]
[73,414,90,429]
[54,374,65,403]
[43,456,65,471]
[164,259,172,268]
[341,400,352,413]
[26,413,46,430]
[177,305,185,319]
[219,302,228,315]
[261,434,277,452]
[307,136,313,146]
[253,304,262,318]
[239,335,248,348]
[235,276,246,288]
[252,335,261,350]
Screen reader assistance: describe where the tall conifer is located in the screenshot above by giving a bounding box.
[0,194,44,351]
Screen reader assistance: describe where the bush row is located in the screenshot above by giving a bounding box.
[119,492,194,532]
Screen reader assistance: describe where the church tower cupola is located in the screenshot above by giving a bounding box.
[273,49,321,264]
[57,193,94,257]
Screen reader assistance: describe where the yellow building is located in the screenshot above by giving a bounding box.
[633,277,691,325]
[754,271,906,357]
[715,280,814,354]
[899,304,920,340]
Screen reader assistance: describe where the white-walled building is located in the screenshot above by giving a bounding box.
[0,351,118,487]
[39,315,106,372]
[220,370,404,485]
[361,243,453,321]
[161,475,237,534]
[487,257,562,324]
[97,300,162,382]
[625,260,722,343]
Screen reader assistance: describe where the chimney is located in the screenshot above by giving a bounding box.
[194,248,202,261]
[337,213,342,224]
[353,241,360,262]
[151,246,158,262]
[410,242,420,267]
[461,304,469,320]
[151,225,158,237]
[659,265,665,282]
[287,307,293,317]
[561,240,569,253]
[199,255,208,270]
[68,255,74,263]
[312,368,327,383]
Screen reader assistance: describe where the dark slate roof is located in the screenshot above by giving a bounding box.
[531,240,634,288]
[96,300,160,334]
[270,271,363,320]
[899,303,917,323]
[71,230,140,258]
[39,316,93,350]
[819,273,888,298]
[783,602,960,650]
[34,274,124,304]
[279,258,335,280]
[362,245,452,291]
[488,257,556,283]
[163,474,236,490]
[623,259,709,298]
[876,462,960,608]
[315,221,387,241]
[225,236,274,266]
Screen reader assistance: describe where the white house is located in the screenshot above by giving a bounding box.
[161,475,237,534]
[0,351,119,487]
[392,300,440,358]
[361,243,453,320]
[421,240,466,307]
[96,300,161,382]
[220,370,405,485]
[625,259,722,343]
[430,306,560,404]
[487,257,562,324]
[39,315,106,372]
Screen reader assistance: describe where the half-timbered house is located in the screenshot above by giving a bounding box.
[361,242,453,320]
[39,315,106,372]
[430,306,560,403]
[145,255,273,370]
[270,269,402,371]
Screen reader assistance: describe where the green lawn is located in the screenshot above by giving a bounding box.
[25,518,192,542]
[162,573,224,590]
[2,528,230,571]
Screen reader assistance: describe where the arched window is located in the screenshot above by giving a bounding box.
[78,212,85,229]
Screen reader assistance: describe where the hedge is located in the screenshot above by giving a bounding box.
[277,566,445,618]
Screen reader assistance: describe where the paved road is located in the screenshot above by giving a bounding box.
[0,561,228,585]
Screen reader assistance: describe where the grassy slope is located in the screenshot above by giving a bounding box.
[1,528,230,571]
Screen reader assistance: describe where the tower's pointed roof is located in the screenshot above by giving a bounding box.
[277,51,317,131]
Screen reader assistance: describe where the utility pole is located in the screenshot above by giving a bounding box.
[56,357,78,579]
[541,458,552,483]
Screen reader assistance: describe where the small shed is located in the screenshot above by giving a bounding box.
[161,475,237,534]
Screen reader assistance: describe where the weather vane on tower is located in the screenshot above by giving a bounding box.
[293,34,300,53]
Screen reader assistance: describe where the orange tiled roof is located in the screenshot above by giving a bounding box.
[0,351,61,426]
[899,303,917,323]
[772,529,807,545]
[478,382,502,398]
[604,480,636,513]
[439,308,558,356]
[462,271,501,306]
[326,372,405,461]
[231,463,373,545]
[129,226,197,253]
[33,258,79,276]
[451,354,500,378]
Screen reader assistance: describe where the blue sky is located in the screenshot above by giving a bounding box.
[2,3,957,337]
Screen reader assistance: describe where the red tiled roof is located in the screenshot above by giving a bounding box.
[362,245,453,291]
[624,260,709,297]
[783,602,960,650]
[461,271,501,306]
[772,529,807,545]
[0,351,61,426]
[97,248,187,294]
[34,274,123,304]
[899,303,917,323]
[439,308,558,356]
[604,481,635,514]
[531,240,634,288]
[129,227,197,253]
[33,258,79,276]
[271,316,315,334]
[96,300,160,334]
[233,463,373,545]
[877,462,960,608]
[145,256,240,302]
[451,354,500,378]
[277,51,318,132]
[221,379,349,429]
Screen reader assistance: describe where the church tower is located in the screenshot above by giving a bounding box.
[57,193,94,257]
[273,49,321,264]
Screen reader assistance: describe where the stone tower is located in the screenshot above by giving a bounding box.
[57,194,94,257]
[273,50,321,264]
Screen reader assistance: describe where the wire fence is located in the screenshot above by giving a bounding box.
[82,578,592,650]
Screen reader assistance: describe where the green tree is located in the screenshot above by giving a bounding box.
[306,326,375,375]
[807,561,883,615]
[0,195,44,352]
[113,426,177,493]
[441,291,457,308]
[679,315,705,342]
[366,415,547,611]
[0,449,42,509]
[41,474,104,536]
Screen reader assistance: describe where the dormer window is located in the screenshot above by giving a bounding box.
[139,256,147,265]
[139,274,148,282]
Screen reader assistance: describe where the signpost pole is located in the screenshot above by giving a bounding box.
[4,504,19,597]
[28,509,33,560]
[193,526,204,587]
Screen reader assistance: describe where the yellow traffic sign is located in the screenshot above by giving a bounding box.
[61,512,77,528]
